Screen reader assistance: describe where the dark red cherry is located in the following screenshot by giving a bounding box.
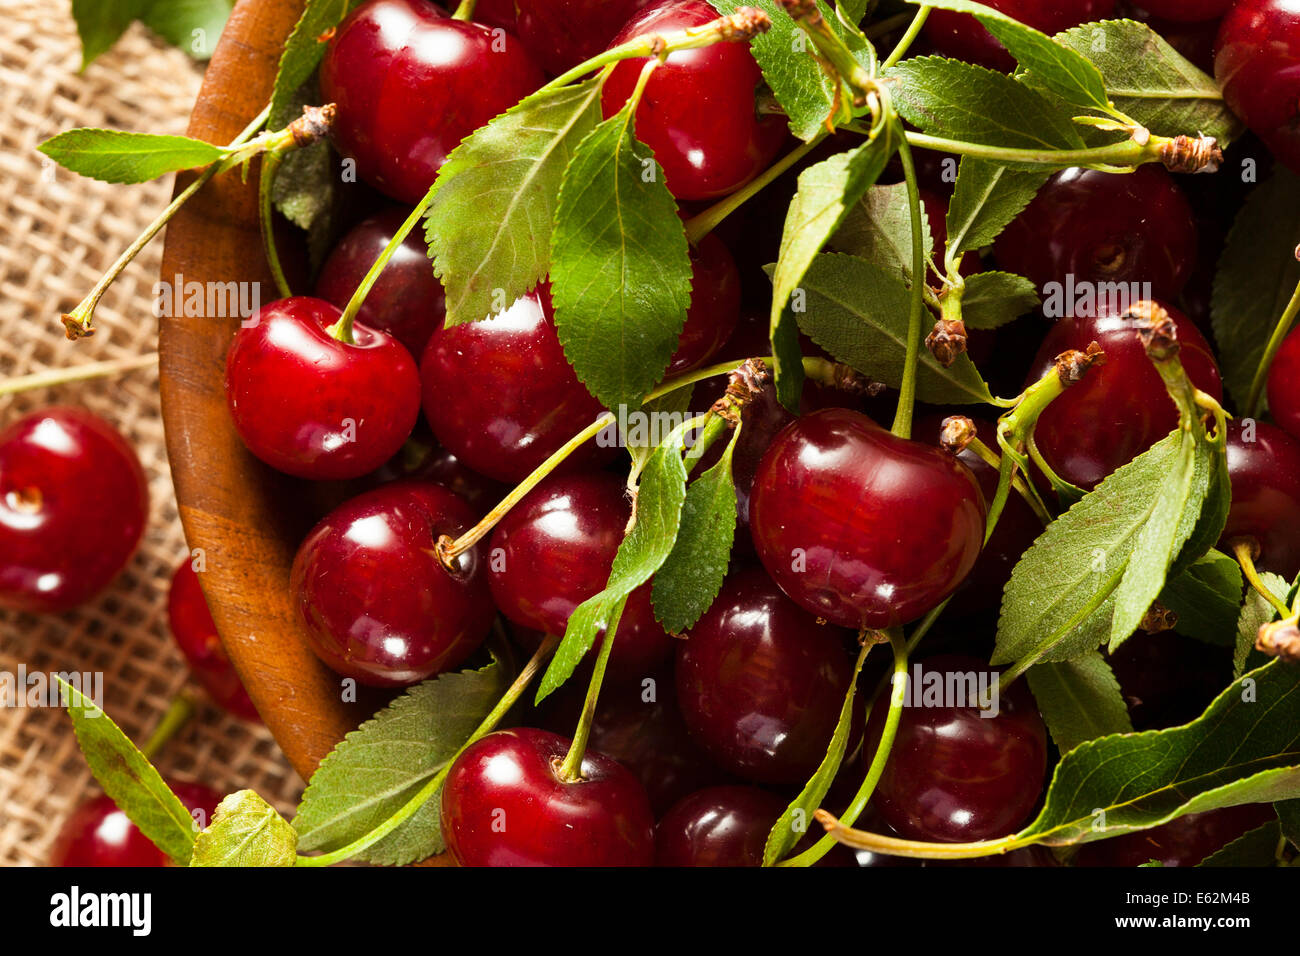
[868,654,1047,843]
[1221,419,1300,579]
[749,408,986,629]
[168,561,260,722]
[994,165,1198,302]
[489,472,674,682]
[922,0,1117,72]
[1216,0,1300,174]
[0,407,147,613]
[1267,325,1300,442]
[1074,804,1277,867]
[320,0,544,203]
[1105,630,1233,731]
[314,207,446,360]
[369,424,508,515]
[471,0,518,30]
[515,0,653,75]
[290,480,494,686]
[225,297,421,480]
[50,782,222,866]
[441,727,655,866]
[1136,0,1231,22]
[667,232,741,375]
[601,0,787,201]
[419,287,609,483]
[655,785,786,866]
[676,566,856,785]
[1027,301,1223,490]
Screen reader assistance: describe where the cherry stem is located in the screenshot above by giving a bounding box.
[296,634,561,867]
[891,120,927,441]
[880,4,932,72]
[777,0,874,112]
[968,437,1052,524]
[1244,272,1300,419]
[898,131,1168,170]
[864,12,915,40]
[451,0,478,21]
[0,353,156,398]
[557,597,629,783]
[257,149,293,300]
[814,812,1024,860]
[1234,540,1292,619]
[140,693,197,762]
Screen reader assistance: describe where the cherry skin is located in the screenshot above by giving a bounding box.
[515,0,654,75]
[50,782,222,866]
[320,0,544,203]
[471,0,517,30]
[1135,0,1232,22]
[749,408,987,630]
[868,654,1048,843]
[368,423,508,516]
[1216,0,1300,175]
[441,727,655,866]
[922,0,1117,72]
[290,480,494,687]
[0,407,147,613]
[1105,630,1233,731]
[1221,419,1300,579]
[655,785,786,866]
[1266,324,1300,442]
[675,566,856,785]
[1026,301,1224,490]
[1074,804,1277,867]
[601,0,787,201]
[994,165,1198,302]
[314,207,446,360]
[419,286,609,484]
[167,561,260,722]
[667,232,741,375]
[225,297,421,481]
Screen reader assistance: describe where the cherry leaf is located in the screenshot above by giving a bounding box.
[831,181,934,282]
[1233,572,1288,679]
[1025,651,1132,755]
[1196,820,1283,867]
[70,0,144,68]
[268,0,362,128]
[961,271,1040,330]
[945,158,1048,259]
[1276,799,1300,849]
[37,129,223,184]
[1159,550,1243,647]
[191,791,297,867]
[139,0,234,61]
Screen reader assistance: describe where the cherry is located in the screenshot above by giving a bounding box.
[440,727,655,866]
[1105,631,1233,731]
[922,0,1117,73]
[601,0,787,201]
[320,0,544,203]
[1216,0,1300,174]
[225,297,421,481]
[0,407,147,613]
[419,286,609,484]
[675,565,856,785]
[489,472,675,682]
[1266,324,1300,442]
[50,782,222,866]
[868,654,1047,843]
[749,408,986,630]
[515,0,653,75]
[471,0,518,30]
[1221,419,1300,579]
[290,480,494,686]
[314,207,446,360]
[1074,804,1277,867]
[369,423,508,515]
[1133,0,1232,22]
[167,561,260,722]
[1026,301,1223,490]
[654,785,786,866]
[667,232,741,375]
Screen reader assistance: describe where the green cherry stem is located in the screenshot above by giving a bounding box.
[776,0,873,110]
[1244,270,1300,418]
[140,693,197,762]
[257,148,293,300]
[880,4,932,72]
[891,119,927,441]
[452,0,478,21]
[0,352,156,397]
[1234,539,1292,619]
[898,131,1191,171]
[557,596,629,782]
[813,815,1024,860]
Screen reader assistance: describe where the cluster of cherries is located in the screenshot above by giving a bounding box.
[7,0,1300,865]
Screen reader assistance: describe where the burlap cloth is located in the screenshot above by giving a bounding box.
[0,1,302,866]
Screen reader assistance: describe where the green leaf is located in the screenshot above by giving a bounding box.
[37,129,222,184]
[961,271,1040,330]
[1276,799,1300,849]
[426,77,606,327]
[1197,820,1282,867]
[1234,573,1287,679]
[627,387,695,474]
[945,158,1048,259]
[55,677,198,865]
[790,253,994,404]
[292,664,506,865]
[139,0,233,59]
[831,181,933,281]
[1160,550,1243,647]
[71,0,144,67]
[1054,18,1242,145]
[1211,168,1300,407]
[268,0,360,128]
[1016,659,1300,847]
[652,427,740,634]
[271,81,339,268]
[1025,651,1132,755]
[550,103,693,411]
[191,791,297,867]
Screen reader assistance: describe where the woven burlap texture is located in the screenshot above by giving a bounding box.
[0,1,302,866]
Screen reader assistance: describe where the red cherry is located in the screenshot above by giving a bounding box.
[167,561,260,722]
[471,0,518,30]
[749,408,987,630]
[369,424,508,516]
[0,407,147,613]
[1026,301,1223,490]
[1135,0,1232,22]
[1105,630,1233,731]
[50,782,222,866]
[654,785,786,866]
[419,287,609,484]
[441,727,655,866]
[1216,0,1300,174]
[1221,419,1300,579]
[1074,804,1276,867]
[868,654,1047,843]
[667,232,741,375]
[1266,325,1300,441]
[225,297,421,480]
[922,0,1117,72]
[601,0,787,201]
[515,0,654,75]
[320,0,544,203]
[290,480,494,686]
[314,207,446,360]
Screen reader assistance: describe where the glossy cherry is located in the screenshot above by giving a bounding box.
[655,785,786,866]
[0,407,147,613]
[1266,324,1300,441]
[290,480,494,686]
[922,0,1117,72]
[749,408,986,629]
[994,165,1198,302]
[225,297,421,480]
[868,654,1047,843]
[471,0,518,30]
[515,0,653,75]
[601,0,786,201]
[1221,419,1300,579]
[676,566,856,785]
[419,286,609,483]
[1026,301,1223,490]
[368,423,508,515]
[50,782,222,866]
[167,561,260,722]
[314,207,446,360]
[1216,0,1300,174]
[1074,804,1277,867]
[320,0,544,203]
[1135,0,1232,22]
[440,727,655,866]
[668,232,741,374]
